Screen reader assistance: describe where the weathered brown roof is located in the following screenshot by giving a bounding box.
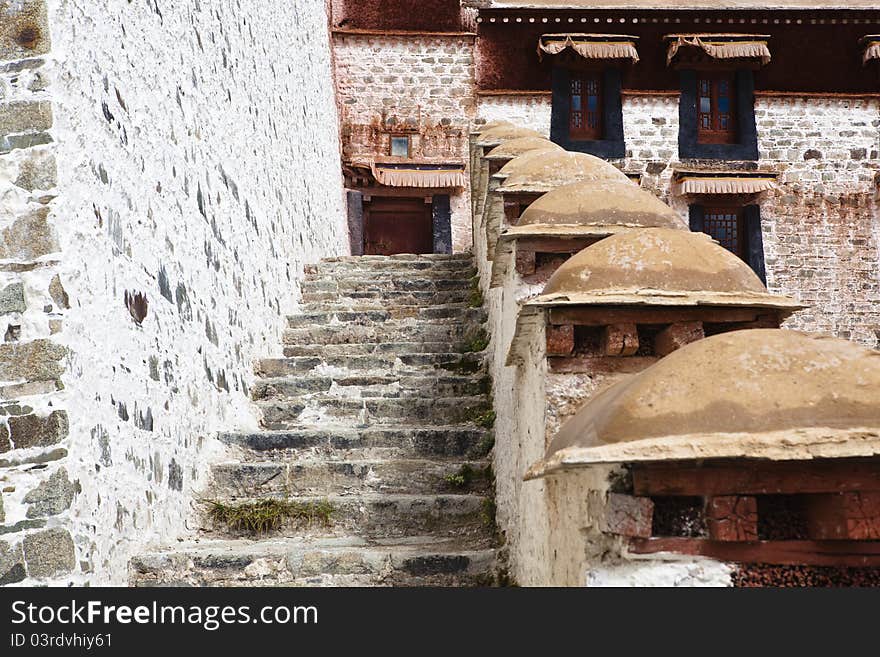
[476,125,546,147]
[498,151,631,193]
[485,137,563,161]
[533,227,801,309]
[473,1,880,9]
[471,120,513,136]
[513,179,687,233]
[528,329,880,477]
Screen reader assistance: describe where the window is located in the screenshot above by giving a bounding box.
[569,75,603,140]
[703,205,745,258]
[689,203,766,283]
[390,136,410,158]
[697,74,737,144]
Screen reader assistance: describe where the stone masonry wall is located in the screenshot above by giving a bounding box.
[1,0,348,586]
[334,33,476,251]
[478,93,880,347]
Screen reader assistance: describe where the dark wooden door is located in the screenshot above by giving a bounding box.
[364,197,433,255]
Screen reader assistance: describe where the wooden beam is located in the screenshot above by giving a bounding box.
[602,323,639,357]
[548,306,762,327]
[629,537,880,568]
[548,355,658,374]
[546,324,574,357]
[706,496,759,542]
[806,492,880,541]
[633,459,880,497]
[602,494,654,539]
[655,321,704,357]
[515,237,595,254]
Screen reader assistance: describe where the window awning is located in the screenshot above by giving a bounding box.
[538,33,639,63]
[862,35,880,65]
[372,162,467,189]
[665,34,772,66]
[673,170,777,195]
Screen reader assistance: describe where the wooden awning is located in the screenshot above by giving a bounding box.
[373,163,466,189]
[538,33,639,63]
[665,33,771,66]
[673,170,777,195]
[862,35,880,65]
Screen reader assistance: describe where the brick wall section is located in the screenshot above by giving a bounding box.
[479,93,880,347]
[334,33,476,250]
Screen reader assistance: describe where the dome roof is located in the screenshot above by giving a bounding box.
[509,179,687,237]
[485,137,563,162]
[498,151,631,193]
[476,125,545,147]
[472,119,512,136]
[529,330,880,475]
[535,228,800,309]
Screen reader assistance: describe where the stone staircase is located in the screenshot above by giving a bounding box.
[130,254,499,586]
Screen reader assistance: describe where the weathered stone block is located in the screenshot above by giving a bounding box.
[0,540,25,585]
[0,100,52,136]
[12,149,56,191]
[0,132,52,154]
[546,324,574,357]
[8,410,68,449]
[24,467,76,518]
[601,493,653,538]
[602,323,639,357]
[0,491,4,523]
[0,423,9,453]
[655,321,705,357]
[0,207,60,260]
[0,0,50,62]
[0,282,25,314]
[48,274,68,309]
[0,338,65,382]
[22,528,75,578]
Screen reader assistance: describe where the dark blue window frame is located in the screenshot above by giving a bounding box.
[679,69,759,161]
[550,65,625,159]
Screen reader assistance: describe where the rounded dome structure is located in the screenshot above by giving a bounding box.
[498,151,631,193]
[537,227,799,309]
[476,124,545,148]
[472,119,512,136]
[529,330,880,475]
[508,179,687,238]
[485,137,563,162]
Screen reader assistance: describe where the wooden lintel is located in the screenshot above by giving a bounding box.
[548,355,658,374]
[806,492,880,541]
[515,237,596,254]
[548,306,762,327]
[633,459,880,497]
[629,537,880,568]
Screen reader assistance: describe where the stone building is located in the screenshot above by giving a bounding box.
[1,0,880,587]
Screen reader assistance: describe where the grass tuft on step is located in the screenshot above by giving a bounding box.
[205,499,334,535]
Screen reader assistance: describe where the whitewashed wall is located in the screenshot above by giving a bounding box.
[0,0,347,586]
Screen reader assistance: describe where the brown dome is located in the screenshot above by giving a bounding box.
[498,151,631,193]
[530,330,880,474]
[472,119,513,136]
[537,228,799,309]
[485,137,563,162]
[476,125,545,148]
[514,179,687,234]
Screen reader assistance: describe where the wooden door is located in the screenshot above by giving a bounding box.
[364,197,433,255]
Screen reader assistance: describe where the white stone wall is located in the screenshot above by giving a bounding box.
[475,94,551,137]
[1,0,347,586]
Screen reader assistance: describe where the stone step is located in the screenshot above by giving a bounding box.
[298,302,480,318]
[130,538,496,587]
[301,289,471,305]
[217,426,493,460]
[252,374,489,401]
[210,459,491,497]
[310,254,473,273]
[281,341,481,359]
[257,395,492,428]
[255,352,485,377]
[302,278,474,293]
[286,307,487,328]
[282,322,476,346]
[200,494,492,543]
